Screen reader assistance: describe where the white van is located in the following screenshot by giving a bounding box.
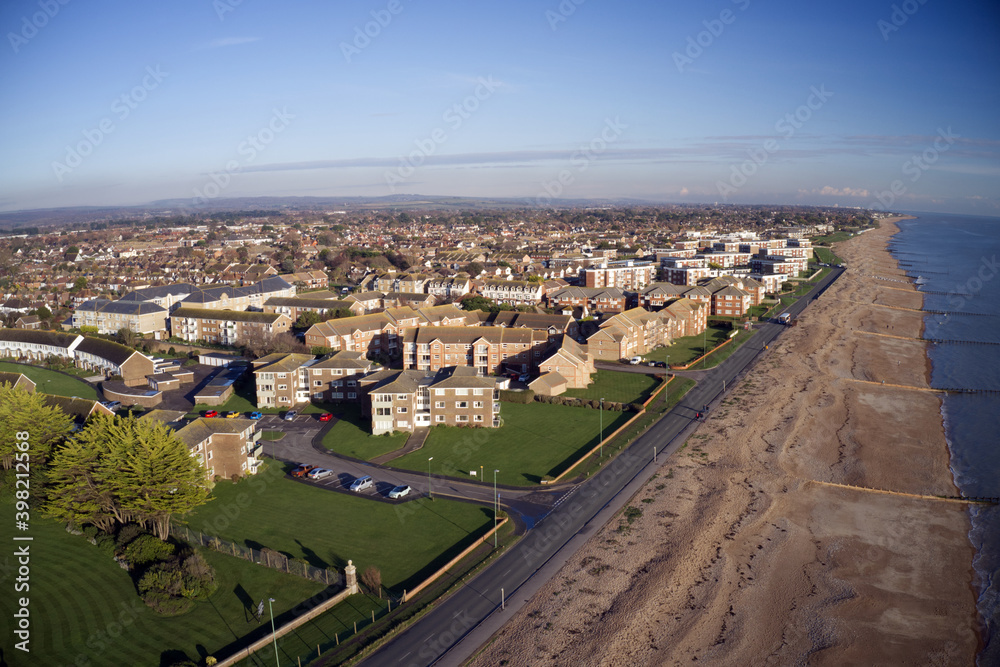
[629,356,643,365]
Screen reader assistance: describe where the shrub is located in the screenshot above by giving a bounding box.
[168,347,176,356]
[123,534,175,566]
[179,553,217,600]
[115,524,145,549]
[361,565,382,596]
[499,389,533,404]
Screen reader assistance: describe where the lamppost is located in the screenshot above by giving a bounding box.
[665,354,669,407]
[427,456,434,499]
[493,469,500,547]
[268,597,279,667]
[599,397,605,457]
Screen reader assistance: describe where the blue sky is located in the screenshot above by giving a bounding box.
[1,0,998,214]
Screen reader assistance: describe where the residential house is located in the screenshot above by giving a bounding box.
[479,280,543,306]
[170,308,292,346]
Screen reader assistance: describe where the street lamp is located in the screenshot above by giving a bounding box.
[267,597,279,667]
[493,469,500,547]
[427,456,434,499]
[665,354,669,407]
[599,397,605,457]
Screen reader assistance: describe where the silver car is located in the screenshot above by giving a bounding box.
[388,485,411,499]
[307,468,334,480]
[283,410,297,421]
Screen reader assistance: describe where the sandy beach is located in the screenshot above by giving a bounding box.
[469,217,980,666]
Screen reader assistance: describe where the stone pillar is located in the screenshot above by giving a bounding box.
[345,559,358,594]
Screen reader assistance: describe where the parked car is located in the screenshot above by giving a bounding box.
[204,410,219,418]
[388,485,411,500]
[224,411,240,419]
[291,464,316,477]
[249,411,263,420]
[629,356,643,365]
[518,374,530,383]
[102,400,121,410]
[283,410,297,421]
[318,413,333,422]
[307,468,334,480]
[349,475,374,492]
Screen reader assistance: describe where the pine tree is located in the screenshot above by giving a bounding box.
[0,384,74,469]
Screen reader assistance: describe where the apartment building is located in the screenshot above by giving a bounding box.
[170,308,292,345]
[581,260,657,290]
[72,299,168,337]
[536,337,595,390]
[426,275,472,299]
[400,326,550,376]
[587,307,675,361]
[710,285,753,317]
[252,353,317,407]
[175,417,262,480]
[479,279,544,306]
[263,296,364,321]
[363,366,499,434]
[303,312,398,356]
[306,351,374,402]
[662,265,712,286]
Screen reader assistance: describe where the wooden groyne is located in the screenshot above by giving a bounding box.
[854,330,1000,346]
[809,480,999,505]
[939,387,1000,396]
[872,303,992,316]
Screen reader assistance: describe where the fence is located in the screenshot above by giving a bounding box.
[174,524,342,587]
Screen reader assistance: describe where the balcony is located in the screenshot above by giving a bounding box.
[247,443,263,459]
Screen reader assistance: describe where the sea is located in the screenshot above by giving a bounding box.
[889,212,1000,666]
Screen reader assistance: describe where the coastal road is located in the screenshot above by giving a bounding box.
[359,266,844,667]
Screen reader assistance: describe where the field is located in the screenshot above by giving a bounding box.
[645,325,733,368]
[390,401,634,485]
[0,360,98,399]
[320,403,409,460]
[0,504,330,666]
[813,246,844,265]
[183,462,493,592]
[562,369,662,404]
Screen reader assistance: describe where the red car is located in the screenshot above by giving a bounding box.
[319,413,333,422]
[291,464,317,478]
[204,410,219,418]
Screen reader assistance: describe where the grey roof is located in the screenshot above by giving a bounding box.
[120,284,196,301]
[76,299,167,315]
[75,336,145,366]
[243,276,293,295]
[0,328,79,349]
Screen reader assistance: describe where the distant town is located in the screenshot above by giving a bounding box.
[0,201,883,665]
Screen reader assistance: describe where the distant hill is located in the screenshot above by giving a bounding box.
[0,194,662,231]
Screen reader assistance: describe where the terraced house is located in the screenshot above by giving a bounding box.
[169,308,291,345]
[478,279,544,306]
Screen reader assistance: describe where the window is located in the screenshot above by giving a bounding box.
[376,407,391,416]
[435,401,445,408]
[474,415,484,422]
[278,384,287,390]
[207,450,213,460]
[397,407,408,413]
[473,401,483,408]
[435,415,446,422]
[456,415,468,422]
[348,392,356,399]
[473,388,484,396]
[455,388,468,396]
[314,380,322,386]
[456,401,468,409]
[434,389,445,396]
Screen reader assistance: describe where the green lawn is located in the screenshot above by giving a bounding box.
[183,462,493,592]
[562,369,662,404]
[320,404,410,460]
[811,230,854,244]
[813,246,844,265]
[647,325,733,368]
[0,360,99,399]
[0,504,329,667]
[390,401,633,485]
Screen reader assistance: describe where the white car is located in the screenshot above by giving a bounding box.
[350,475,373,492]
[388,485,411,500]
